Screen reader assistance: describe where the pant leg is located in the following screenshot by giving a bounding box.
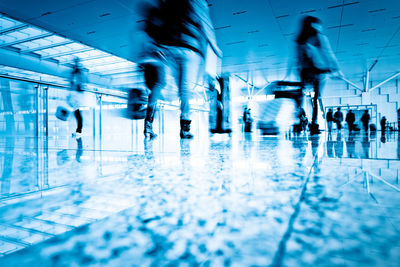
[143,63,166,123]
[311,78,321,124]
[74,109,83,133]
[173,49,202,121]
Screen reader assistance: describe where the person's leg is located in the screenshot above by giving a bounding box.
[74,109,83,134]
[175,49,202,138]
[143,63,165,138]
[311,78,321,125]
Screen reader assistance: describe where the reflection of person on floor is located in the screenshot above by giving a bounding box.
[57,149,70,166]
[361,136,370,159]
[334,107,343,130]
[327,138,334,157]
[346,110,355,134]
[361,110,370,134]
[144,138,155,160]
[310,136,321,172]
[291,135,307,159]
[346,134,356,158]
[295,16,342,135]
[76,137,83,162]
[334,132,343,158]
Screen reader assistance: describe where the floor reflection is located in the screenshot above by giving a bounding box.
[0,132,399,265]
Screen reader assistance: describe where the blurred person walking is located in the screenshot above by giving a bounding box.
[295,16,342,135]
[68,58,86,138]
[243,107,252,132]
[137,0,222,139]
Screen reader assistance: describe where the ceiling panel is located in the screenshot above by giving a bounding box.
[0,0,398,86]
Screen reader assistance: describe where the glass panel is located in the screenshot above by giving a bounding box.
[0,78,37,136]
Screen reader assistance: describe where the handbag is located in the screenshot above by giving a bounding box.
[55,106,71,121]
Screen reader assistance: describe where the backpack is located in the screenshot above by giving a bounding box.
[144,0,205,55]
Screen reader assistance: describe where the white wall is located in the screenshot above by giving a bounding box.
[322,77,399,124]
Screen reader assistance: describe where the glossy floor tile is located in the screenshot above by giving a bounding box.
[0,130,399,266]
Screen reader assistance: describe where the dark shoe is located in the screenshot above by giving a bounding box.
[309,123,321,135]
[180,119,194,139]
[144,120,157,139]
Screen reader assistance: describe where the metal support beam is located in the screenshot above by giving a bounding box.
[0,24,28,35]
[102,70,138,77]
[0,48,111,87]
[369,72,400,92]
[0,33,53,48]
[333,75,363,91]
[365,60,378,92]
[21,40,73,53]
[92,66,136,76]
[84,59,126,68]
[61,54,111,64]
[40,47,94,59]
[369,60,378,72]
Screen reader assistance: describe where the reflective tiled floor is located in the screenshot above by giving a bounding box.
[0,130,399,266]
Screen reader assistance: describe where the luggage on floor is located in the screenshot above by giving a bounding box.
[258,81,304,135]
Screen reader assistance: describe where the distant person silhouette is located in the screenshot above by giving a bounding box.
[381,116,387,135]
[360,110,370,133]
[326,108,334,133]
[295,16,343,134]
[346,110,355,134]
[334,107,343,130]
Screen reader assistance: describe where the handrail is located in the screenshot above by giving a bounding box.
[0,73,127,99]
[0,73,209,112]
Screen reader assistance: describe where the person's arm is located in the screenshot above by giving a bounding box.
[194,0,222,58]
[319,34,342,75]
